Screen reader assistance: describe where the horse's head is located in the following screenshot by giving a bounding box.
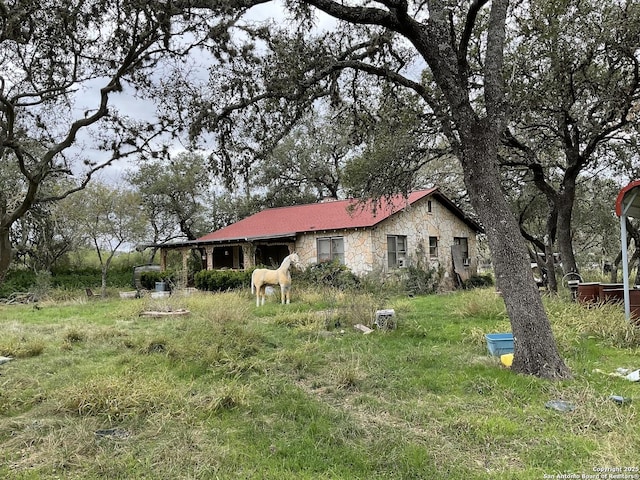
[288,252,302,269]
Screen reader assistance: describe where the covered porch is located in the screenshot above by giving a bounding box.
[156,237,296,274]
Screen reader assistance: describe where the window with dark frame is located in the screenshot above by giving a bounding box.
[454,237,470,265]
[429,236,438,257]
[317,236,345,264]
[387,235,408,268]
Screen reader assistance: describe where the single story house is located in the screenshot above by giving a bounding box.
[157,188,483,284]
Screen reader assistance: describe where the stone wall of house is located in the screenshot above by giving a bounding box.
[295,234,320,268]
[294,195,478,278]
[370,196,478,281]
[295,229,375,275]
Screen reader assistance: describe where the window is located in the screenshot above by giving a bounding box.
[317,237,345,264]
[427,200,432,213]
[429,236,438,257]
[387,235,407,268]
[454,237,469,264]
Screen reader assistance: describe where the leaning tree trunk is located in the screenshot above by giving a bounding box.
[610,250,622,283]
[543,243,558,293]
[101,265,108,298]
[0,225,12,286]
[556,185,579,276]
[407,0,571,378]
[543,204,559,293]
[461,123,571,379]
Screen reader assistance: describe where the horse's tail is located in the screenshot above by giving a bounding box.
[250,270,255,293]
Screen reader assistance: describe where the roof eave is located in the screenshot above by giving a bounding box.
[430,191,484,233]
[616,179,640,218]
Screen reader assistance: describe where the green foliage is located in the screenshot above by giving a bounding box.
[63,248,149,272]
[296,261,441,298]
[343,92,428,200]
[463,274,495,289]
[194,269,251,291]
[51,267,131,289]
[357,269,406,297]
[402,264,441,295]
[127,152,212,239]
[139,270,176,290]
[298,260,360,290]
[0,270,37,298]
[51,269,103,289]
[257,110,350,203]
[0,266,134,298]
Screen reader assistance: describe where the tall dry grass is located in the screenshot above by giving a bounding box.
[546,297,640,350]
[454,288,640,353]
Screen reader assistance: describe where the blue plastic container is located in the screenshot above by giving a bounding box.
[485,333,514,356]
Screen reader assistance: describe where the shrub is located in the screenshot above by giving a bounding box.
[358,269,405,297]
[0,270,37,298]
[0,266,140,298]
[194,269,251,292]
[140,270,176,290]
[298,261,360,290]
[51,266,132,289]
[463,274,494,289]
[403,264,441,295]
[51,269,101,289]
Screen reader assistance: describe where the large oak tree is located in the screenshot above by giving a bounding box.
[180,0,570,378]
[502,0,640,282]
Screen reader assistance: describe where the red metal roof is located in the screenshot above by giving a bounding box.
[616,179,640,218]
[197,188,479,243]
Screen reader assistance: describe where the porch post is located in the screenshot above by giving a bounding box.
[232,247,240,269]
[181,248,189,272]
[160,248,167,271]
[205,246,214,270]
[242,244,255,269]
[620,214,631,321]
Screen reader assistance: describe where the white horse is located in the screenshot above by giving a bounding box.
[251,253,300,307]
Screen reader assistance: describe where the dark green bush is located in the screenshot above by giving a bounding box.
[140,270,176,290]
[0,267,133,298]
[194,269,251,292]
[0,270,37,298]
[298,261,360,290]
[463,274,494,289]
[51,266,132,289]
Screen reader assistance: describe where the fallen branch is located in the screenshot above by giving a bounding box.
[139,309,190,318]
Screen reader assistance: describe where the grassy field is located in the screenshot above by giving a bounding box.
[1,287,639,479]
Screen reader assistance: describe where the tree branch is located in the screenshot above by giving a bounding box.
[302,0,400,30]
[458,0,490,77]
[484,0,508,126]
